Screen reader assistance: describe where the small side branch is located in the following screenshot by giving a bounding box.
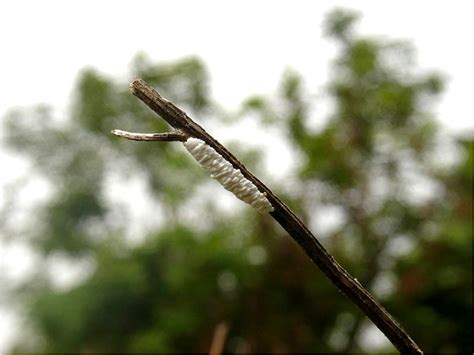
[113,78,423,354]
[111,129,187,142]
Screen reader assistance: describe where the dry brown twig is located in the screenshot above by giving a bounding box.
[209,322,229,355]
[111,78,423,354]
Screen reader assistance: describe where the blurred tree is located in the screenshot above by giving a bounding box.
[388,138,473,353]
[1,9,471,354]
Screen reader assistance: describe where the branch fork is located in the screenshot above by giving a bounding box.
[112,78,423,354]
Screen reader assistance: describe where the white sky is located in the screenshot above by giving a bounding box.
[0,1,473,353]
[0,1,473,130]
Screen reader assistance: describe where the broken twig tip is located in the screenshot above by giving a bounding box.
[111,129,124,137]
[129,78,143,94]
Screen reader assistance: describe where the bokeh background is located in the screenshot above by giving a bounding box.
[1,1,472,353]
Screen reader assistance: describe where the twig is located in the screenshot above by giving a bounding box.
[209,322,229,355]
[113,78,423,354]
[111,129,187,141]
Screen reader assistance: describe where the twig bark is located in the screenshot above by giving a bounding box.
[111,129,187,141]
[113,78,423,354]
[209,322,229,355]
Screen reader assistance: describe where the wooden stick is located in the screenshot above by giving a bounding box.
[209,322,229,355]
[111,129,187,142]
[115,78,423,354]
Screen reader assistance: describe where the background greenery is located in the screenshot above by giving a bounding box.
[1,9,472,353]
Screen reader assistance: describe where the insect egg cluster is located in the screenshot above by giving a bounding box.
[183,138,274,214]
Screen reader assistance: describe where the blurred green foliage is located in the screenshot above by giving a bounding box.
[1,9,472,354]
